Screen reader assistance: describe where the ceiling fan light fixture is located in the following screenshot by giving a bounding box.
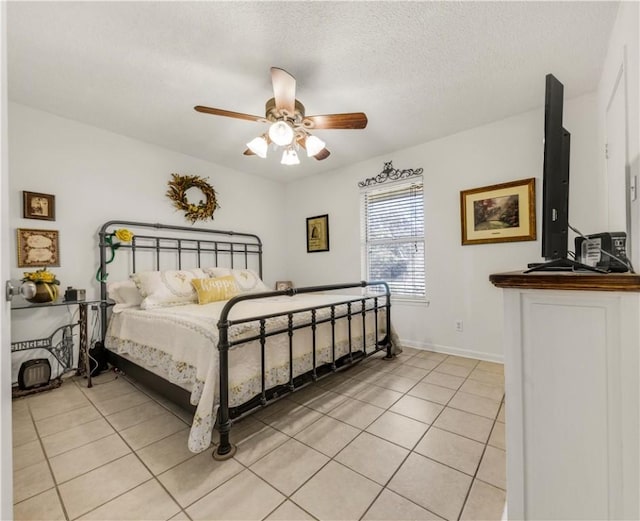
[246,136,268,158]
[269,120,294,146]
[281,147,300,166]
[305,135,326,157]
[195,67,367,165]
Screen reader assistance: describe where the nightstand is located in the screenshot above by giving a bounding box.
[11,298,105,390]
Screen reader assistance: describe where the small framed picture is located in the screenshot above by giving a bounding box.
[23,191,55,221]
[460,178,536,245]
[275,280,293,291]
[17,228,60,267]
[306,214,330,253]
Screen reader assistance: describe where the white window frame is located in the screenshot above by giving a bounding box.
[360,177,426,302]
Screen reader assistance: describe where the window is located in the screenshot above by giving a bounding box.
[361,179,425,299]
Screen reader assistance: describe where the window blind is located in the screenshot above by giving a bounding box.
[361,180,425,298]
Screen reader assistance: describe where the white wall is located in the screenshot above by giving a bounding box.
[8,102,288,370]
[597,1,639,264]
[285,94,603,361]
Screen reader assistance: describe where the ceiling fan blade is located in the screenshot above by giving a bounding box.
[271,67,296,115]
[243,148,255,156]
[314,148,331,161]
[304,113,368,130]
[194,106,263,122]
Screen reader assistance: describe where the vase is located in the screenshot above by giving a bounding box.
[26,283,59,303]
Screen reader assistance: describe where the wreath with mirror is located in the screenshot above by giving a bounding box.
[166,173,219,223]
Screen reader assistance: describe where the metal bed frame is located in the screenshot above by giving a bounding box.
[98,221,393,460]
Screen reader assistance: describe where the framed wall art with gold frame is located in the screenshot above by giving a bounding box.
[460,178,536,245]
[17,228,60,267]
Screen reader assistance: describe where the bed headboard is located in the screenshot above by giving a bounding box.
[98,220,263,337]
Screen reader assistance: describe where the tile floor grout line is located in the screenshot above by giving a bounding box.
[260,497,319,521]
[357,353,471,521]
[16,399,73,521]
[339,356,475,442]
[49,450,134,487]
[285,389,412,455]
[443,355,503,519]
[247,456,333,506]
[40,428,117,461]
[72,375,204,517]
[74,476,160,521]
[93,386,216,515]
[176,462,248,513]
[268,359,499,518]
[455,383,506,520]
[392,353,504,520]
[252,353,450,520]
[354,433,445,521]
[17,375,258,516]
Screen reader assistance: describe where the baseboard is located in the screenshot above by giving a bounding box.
[399,338,504,364]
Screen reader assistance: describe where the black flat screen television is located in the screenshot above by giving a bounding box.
[525,73,604,273]
[542,73,570,260]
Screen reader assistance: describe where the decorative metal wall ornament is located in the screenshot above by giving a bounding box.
[358,161,424,188]
[166,173,220,224]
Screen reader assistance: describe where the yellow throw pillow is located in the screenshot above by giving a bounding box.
[191,276,239,304]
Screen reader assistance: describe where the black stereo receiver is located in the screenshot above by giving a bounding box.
[575,232,629,272]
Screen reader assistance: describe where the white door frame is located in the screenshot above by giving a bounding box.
[604,50,631,251]
[1,2,14,518]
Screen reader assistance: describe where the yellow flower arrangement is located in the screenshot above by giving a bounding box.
[22,268,60,285]
[96,228,134,282]
[22,268,60,302]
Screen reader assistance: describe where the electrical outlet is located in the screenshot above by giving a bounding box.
[455,320,463,332]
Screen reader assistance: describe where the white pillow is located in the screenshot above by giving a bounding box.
[107,280,143,307]
[132,268,206,309]
[203,267,271,294]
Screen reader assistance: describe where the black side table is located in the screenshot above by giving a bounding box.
[11,298,105,388]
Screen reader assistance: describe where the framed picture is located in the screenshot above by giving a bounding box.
[306,214,330,253]
[23,191,55,221]
[17,228,60,267]
[460,178,536,245]
[275,280,293,291]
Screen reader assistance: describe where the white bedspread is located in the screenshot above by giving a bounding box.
[105,293,389,452]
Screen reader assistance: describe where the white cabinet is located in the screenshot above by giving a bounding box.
[491,273,639,520]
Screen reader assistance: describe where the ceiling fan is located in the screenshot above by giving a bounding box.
[194,67,368,165]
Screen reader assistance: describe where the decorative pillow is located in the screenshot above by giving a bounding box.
[203,267,271,294]
[106,280,128,304]
[106,280,143,307]
[191,276,239,305]
[132,268,206,310]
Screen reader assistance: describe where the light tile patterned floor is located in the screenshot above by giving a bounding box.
[12,348,506,520]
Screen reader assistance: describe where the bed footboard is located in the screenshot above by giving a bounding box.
[213,280,392,460]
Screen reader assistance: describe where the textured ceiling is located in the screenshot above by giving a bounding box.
[7,1,619,183]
